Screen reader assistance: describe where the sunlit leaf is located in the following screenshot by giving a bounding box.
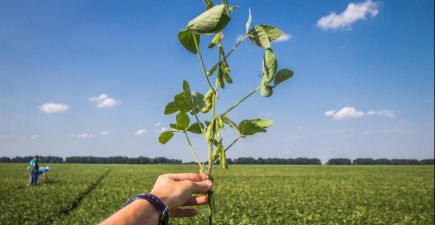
[178,29,199,54]
[262,48,277,84]
[187,5,231,35]
[260,84,273,97]
[239,119,273,136]
[245,8,252,35]
[187,122,204,134]
[164,101,178,114]
[248,25,270,48]
[191,92,205,114]
[274,69,294,86]
[176,112,190,130]
[159,131,174,144]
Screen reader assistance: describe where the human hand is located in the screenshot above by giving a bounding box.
[150,173,212,217]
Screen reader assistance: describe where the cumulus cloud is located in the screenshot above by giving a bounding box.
[317,0,379,30]
[154,122,162,127]
[135,129,147,136]
[325,107,365,120]
[366,110,395,118]
[325,107,395,120]
[89,93,120,108]
[39,103,69,113]
[77,133,94,139]
[274,33,291,42]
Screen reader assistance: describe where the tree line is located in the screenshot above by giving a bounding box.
[327,158,434,165]
[0,156,181,164]
[0,156,432,165]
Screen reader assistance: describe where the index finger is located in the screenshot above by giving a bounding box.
[166,173,207,182]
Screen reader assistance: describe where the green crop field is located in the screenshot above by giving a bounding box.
[0,164,433,225]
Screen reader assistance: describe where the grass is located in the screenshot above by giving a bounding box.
[0,163,433,225]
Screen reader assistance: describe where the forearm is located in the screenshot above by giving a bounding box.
[99,200,160,225]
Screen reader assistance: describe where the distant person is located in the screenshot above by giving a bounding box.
[38,166,50,183]
[99,173,212,225]
[27,155,40,187]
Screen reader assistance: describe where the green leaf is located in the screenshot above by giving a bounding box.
[274,69,294,86]
[208,33,220,48]
[191,92,205,114]
[176,112,190,130]
[262,25,283,41]
[159,131,174,144]
[239,119,273,136]
[245,8,252,35]
[227,6,238,14]
[183,80,190,92]
[170,123,179,130]
[187,4,231,35]
[187,122,204,134]
[164,101,178,114]
[221,115,239,134]
[182,80,193,108]
[248,25,284,48]
[203,0,214,10]
[178,29,199,54]
[260,84,273,97]
[262,48,277,84]
[174,92,191,113]
[248,25,270,48]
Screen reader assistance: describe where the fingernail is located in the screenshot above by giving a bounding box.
[205,180,212,188]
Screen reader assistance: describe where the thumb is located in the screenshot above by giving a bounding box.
[192,180,213,194]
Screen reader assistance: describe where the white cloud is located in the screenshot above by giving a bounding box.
[89,93,120,108]
[99,131,110,135]
[274,33,291,42]
[317,0,379,30]
[77,133,94,139]
[367,110,395,118]
[160,127,168,132]
[325,107,395,120]
[154,122,162,127]
[135,129,147,136]
[39,103,69,113]
[325,107,365,120]
[30,134,39,140]
[324,110,336,117]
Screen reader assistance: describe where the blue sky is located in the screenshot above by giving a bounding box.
[0,0,433,162]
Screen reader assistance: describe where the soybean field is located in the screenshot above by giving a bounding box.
[0,164,433,225]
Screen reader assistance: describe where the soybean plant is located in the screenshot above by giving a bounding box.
[159,1,294,224]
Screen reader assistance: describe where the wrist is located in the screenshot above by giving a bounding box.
[124,193,169,225]
[149,191,171,208]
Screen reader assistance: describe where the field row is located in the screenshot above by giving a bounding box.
[0,164,433,225]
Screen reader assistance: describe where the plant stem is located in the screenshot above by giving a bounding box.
[222,85,260,116]
[226,35,247,58]
[193,114,205,135]
[192,34,214,90]
[183,131,205,173]
[225,136,241,152]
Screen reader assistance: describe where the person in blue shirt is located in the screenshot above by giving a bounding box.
[27,155,40,187]
[38,166,50,183]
